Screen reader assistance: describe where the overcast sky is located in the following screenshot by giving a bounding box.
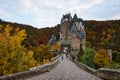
[0,0,120,28]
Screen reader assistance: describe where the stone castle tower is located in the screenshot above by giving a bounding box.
[60,13,86,52]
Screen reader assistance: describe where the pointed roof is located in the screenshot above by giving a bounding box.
[71,23,78,32]
[49,35,56,44]
[61,13,71,22]
[77,29,84,39]
[72,13,83,22]
[72,14,78,22]
[78,18,83,22]
[63,14,70,19]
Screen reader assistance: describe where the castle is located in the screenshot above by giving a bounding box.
[60,13,86,53]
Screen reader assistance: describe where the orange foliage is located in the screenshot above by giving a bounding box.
[94,49,110,67]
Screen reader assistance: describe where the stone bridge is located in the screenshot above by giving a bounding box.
[1,54,120,80]
[26,54,102,80]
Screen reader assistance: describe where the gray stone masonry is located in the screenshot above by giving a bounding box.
[26,54,102,80]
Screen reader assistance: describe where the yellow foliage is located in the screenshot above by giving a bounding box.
[0,25,36,76]
[51,43,60,51]
[107,29,116,34]
[94,49,110,67]
[34,44,54,65]
[43,59,50,64]
[102,31,106,36]
[4,25,12,37]
[20,51,36,71]
[107,29,111,33]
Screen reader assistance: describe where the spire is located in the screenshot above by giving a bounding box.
[72,13,83,22]
[72,13,78,22]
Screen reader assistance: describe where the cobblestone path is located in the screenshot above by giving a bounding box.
[26,54,102,80]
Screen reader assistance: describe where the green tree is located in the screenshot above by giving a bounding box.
[78,47,97,69]
[112,50,120,63]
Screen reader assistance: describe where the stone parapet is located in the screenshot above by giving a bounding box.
[0,55,60,80]
[74,59,96,75]
[72,59,120,80]
[96,68,120,80]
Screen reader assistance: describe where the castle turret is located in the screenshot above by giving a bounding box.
[60,13,72,40]
[60,13,86,54]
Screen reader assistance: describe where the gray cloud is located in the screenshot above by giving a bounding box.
[0,0,120,28]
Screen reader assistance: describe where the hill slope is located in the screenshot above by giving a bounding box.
[0,19,60,47]
[0,19,120,51]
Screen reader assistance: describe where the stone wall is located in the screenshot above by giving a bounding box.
[72,59,120,80]
[0,55,60,80]
[96,68,120,80]
[50,53,62,62]
[74,59,96,75]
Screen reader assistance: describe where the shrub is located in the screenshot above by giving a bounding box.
[94,49,111,68]
[112,50,120,63]
[78,47,97,69]
[105,62,120,69]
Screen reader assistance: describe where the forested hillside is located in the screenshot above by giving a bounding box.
[0,19,60,76]
[0,19,120,51]
[79,20,120,69]
[0,19,60,47]
[84,20,120,51]
[0,20,120,51]
[0,19,120,75]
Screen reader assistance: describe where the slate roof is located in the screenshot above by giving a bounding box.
[77,29,85,39]
[49,35,56,44]
[72,14,83,22]
[61,13,71,22]
[71,23,78,32]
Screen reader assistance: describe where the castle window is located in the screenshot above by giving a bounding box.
[65,18,68,21]
[72,33,76,38]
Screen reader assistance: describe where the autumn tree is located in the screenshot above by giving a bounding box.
[94,49,110,68]
[34,44,54,65]
[0,25,36,76]
[50,43,60,51]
